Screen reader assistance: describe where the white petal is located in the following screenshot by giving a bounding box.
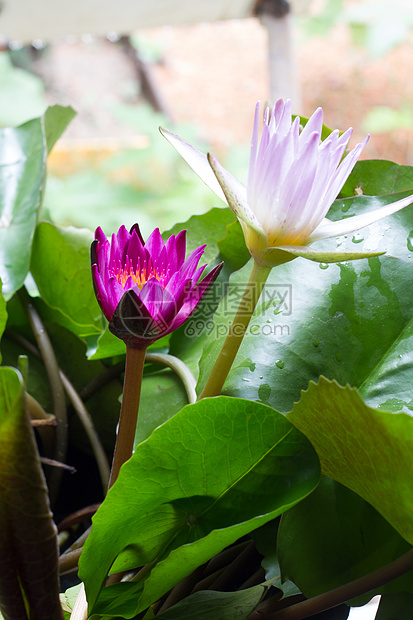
[159,127,227,204]
[299,107,323,149]
[208,153,267,244]
[320,136,369,213]
[307,194,413,243]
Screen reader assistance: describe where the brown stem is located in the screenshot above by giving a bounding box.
[108,346,147,488]
[254,548,413,620]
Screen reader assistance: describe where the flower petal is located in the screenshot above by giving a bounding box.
[259,245,384,267]
[109,289,157,349]
[307,193,413,244]
[168,262,223,332]
[207,153,268,252]
[159,127,227,204]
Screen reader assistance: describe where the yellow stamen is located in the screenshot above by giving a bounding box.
[115,259,161,289]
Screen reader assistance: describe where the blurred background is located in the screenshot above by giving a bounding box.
[0,0,413,235]
[1,0,413,238]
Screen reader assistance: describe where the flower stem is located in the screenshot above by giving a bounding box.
[146,352,197,404]
[108,346,147,488]
[199,260,271,399]
[250,548,413,620]
[17,287,68,505]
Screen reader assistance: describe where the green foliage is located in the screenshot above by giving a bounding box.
[0,104,75,297]
[288,378,413,544]
[30,221,102,339]
[79,397,320,617]
[376,592,413,618]
[0,366,63,620]
[278,476,413,599]
[153,585,268,619]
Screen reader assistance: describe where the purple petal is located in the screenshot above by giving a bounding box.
[178,245,205,281]
[247,101,261,195]
[109,225,130,266]
[320,136,369,213]
[129,223,145,245]
[168,262,223,332]
[145,228,164,258]
[299,107,323,149]
[139,278,165,321]
[161,275,192,325]
[127,227,146,268]
[95,226,107,244]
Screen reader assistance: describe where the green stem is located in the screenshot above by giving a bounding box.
[255,548,413,620]
[6,329,110,497]
[108,346,147,488]
[146,352,197,404]
[199,260,271,399]
[60,373,110,494]
[17,288,67,504]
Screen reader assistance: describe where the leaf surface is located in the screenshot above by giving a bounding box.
[79,396,320,618]
[287,378,413,544]
[0,367,63,620]
[30,221,102,338]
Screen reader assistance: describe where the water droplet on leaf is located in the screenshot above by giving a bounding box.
[319,263,329,270]
[258,383,271,401]
[407,231,413,252]
[275,360,284,369]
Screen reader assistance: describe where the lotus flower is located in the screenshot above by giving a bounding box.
[91,224,222,349]
[161,100,413,266]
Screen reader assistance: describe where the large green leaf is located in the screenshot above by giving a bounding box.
[136,367,187,444]
[164,207,236,268]
[278,476,413,599]
[79,397,320,618]
[43,105,76,154]
[197,195,413,415]
[0,106,75,298]
[0,367,63,620]
[0,117,46,297]
[341,160,413,198]
[30,222,102,339]
[287,378,413,544]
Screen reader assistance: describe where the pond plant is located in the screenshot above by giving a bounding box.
[1,100,413,620]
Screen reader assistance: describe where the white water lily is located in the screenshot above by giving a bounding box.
[161,100,413,266]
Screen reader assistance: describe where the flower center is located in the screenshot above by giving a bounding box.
[115,258,161,289]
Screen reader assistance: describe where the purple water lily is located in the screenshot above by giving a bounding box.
[91,224,222,349]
